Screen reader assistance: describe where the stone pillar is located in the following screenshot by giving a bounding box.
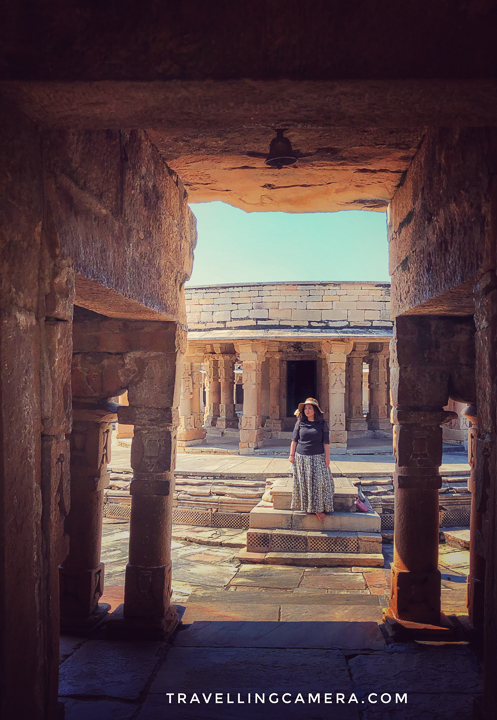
[442,399,469,445]
[59,401,116,630]
[368,343,391,435]
[321,340,353,454]
[236,341,267,454]
[217,353,238,429]
[464,405,485,630]
[112,327,183,637]
[346,343,369,435]
[117,390,134,439]
[203,354,220,427]
[387,317,457,627]
[178,346,207,447]
[265,346,284,433]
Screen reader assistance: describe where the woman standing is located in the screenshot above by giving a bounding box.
[289,397,334,520]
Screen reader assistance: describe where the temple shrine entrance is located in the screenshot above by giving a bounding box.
[286,359,317,417]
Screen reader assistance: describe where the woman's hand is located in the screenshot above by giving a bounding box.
[289,454,295,464]
[325,458,330,468]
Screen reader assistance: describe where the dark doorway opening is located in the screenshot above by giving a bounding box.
[286,360,317,416]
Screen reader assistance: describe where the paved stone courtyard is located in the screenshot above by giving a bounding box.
[57,519,479,719]
[57,440,478,719]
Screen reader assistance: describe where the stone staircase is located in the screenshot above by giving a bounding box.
[237,476,384,567]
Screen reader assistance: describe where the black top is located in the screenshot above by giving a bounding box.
[292,418,330,456]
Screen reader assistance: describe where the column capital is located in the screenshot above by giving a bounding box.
[234,340,268,361]
[320,339,354,360]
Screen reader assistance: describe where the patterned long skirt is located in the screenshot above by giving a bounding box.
[291,452,335,513]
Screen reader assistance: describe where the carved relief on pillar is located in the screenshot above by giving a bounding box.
[178,344,207,445]
[346,342,369,435]
[367,343,391,434]
[265,343,284,433]
[114,338,181,637]
[60,401,117,627]
[216,352,238,429]
[321,340,353,453]
[235,341,267,453]
[464,405,485,629]
[203,353,221,427]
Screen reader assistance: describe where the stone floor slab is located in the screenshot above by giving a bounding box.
[59,639,164,699]
[138,694,361,720]
[59,636,88,664]
[182,602,280,623]
[280,604,384,623]
[300,570,367,590]
[187,590,380,606]
[348,647,482,695]
[229,565,304,589]
[62,699,138,720]
[361,693,475,720]
[173,620,385,650]
[151,646,352,693]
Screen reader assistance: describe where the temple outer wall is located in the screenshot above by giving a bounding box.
[185,281,391,332]
[0,107,196,720]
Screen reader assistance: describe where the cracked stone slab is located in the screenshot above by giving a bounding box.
[361,693,476,719]
[152,646,351,692]
[59,636,88,665]
[147,646,359,719]
[348,647,482,695]
[59,639,164,699]
[62,699,138,720]
[173,620,385,650]
[139,693,360,720]
[229,565,304,589]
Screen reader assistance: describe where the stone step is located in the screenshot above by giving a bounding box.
[236,549,384,568]
[249,505,381,532]
[247,528,381,554]
[271,475,357,512]
[186,589,382,606]
[181,589,385,623]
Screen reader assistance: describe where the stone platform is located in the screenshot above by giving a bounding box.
[239,476,383,567]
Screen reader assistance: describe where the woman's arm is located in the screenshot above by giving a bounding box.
[289,440,297,463]
[324,442,330,467]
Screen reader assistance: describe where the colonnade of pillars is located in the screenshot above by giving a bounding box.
[62,315,483,644]
[61,314,183,636]
[178,339,391,454]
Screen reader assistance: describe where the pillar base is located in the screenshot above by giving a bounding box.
[177,437,206,448]
[106,603,179,639]
[216,417,239,429]
[60,602,111,636]
[382,608,456,641]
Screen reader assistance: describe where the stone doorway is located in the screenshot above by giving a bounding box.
[286,359,317,416]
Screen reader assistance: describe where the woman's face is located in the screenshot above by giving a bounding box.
[304,403,315,419]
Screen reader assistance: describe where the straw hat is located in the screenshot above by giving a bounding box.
[297,397,324,414]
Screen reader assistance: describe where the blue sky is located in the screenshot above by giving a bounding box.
[187,202,389,286]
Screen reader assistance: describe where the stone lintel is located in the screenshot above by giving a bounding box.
[72,316,178,354]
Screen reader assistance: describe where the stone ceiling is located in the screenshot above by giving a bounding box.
[3,79,497,213]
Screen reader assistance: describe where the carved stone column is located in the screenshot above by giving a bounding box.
[111,326,184,637]
[236,341,267,454]
[203,353,220,427]
[217,353,238,429]
[346,343,369,435]
[464,405,485,630]
[265,345,284,433]
[368,343,391,435]
[178,345,206,447]
[387,317,457,627]
[321,340,353,454]
[60,401,116,630]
